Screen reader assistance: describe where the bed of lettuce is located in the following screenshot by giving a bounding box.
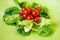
[3,0,54,37]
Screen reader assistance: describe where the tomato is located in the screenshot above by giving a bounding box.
[29,8,32,13]
[34,6,41,11]
[34,17,40,23]
[23,14,27,19]
[27,8,31,13]
[22,7,31,15]
[18,12,23,16]
[26,15,33,20]
[32,10,39,17]
[22,7,26,11]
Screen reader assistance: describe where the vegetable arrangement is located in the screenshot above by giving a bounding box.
[3,0,53,36]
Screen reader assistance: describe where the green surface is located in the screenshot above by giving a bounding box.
[0,0,60,40]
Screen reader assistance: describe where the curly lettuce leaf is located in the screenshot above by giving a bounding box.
[33,17,51,29]
[4,7,20,16]
[3,7,23,25]
[17,26,31,36]
[3,14,22,25]
[40,17,51,28]
[14,0,27,8]
[18,1,27,8]
[17,20,33,25]
[40,7,50,19]
[39,25,52,36]
[17,20,33,32]
[31,2,38,8]
[24,23,33,32]
[16,20,33,36]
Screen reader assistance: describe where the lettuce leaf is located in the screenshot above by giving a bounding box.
[17,26,31,36]
[32,17,51,36]
[31,2,38,8]
[4,7,20,16]
[17,20,33,25]
[3,7,24,25]
[39,25,52,36]
[17,20,33,32]
[14,0,27,8]
[24,23,33,32]
[40,7,50,19]
[3,14,23,25]
[19,1,27,8]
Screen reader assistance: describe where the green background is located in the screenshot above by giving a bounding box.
[0,0,60,40]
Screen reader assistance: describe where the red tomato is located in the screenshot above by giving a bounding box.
[23,14,27,19]
[32,10,39,17]
[26,15,33,20]
[29,8,32,13]
[34,17,40,23]
[34,6,41,11]
[27,8,31,13]
[22,7,31,15]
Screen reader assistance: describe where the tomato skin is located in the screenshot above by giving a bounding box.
[22,7,31,15]
[26,15,33,20]
[34,17,40,23]
[32,10,39,17]
[27,8,31,13]
[29,8,32,13]
[22,7,27,11]
[34,6,41,11]
[23,14,27,19]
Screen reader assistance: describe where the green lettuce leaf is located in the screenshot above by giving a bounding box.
[31,2,38,8]
[17,20,33,25]
[17,26,31,36]
[4,7,20,16]
[17,20,33,32]
[18,1,27,8]
[14,0,27,8]
[3,7,23,25]
[39,25,52,36]
[40,7,50,19]
[3,14,22,25]
[24,23,33,32]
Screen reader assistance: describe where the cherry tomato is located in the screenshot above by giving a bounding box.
[18,12,23,16]
[26,15,33,20]
[22,7,31,15]
[34,17,40,23]
[32,10,39,17]
[22,7,26,11]
[27,8,31,13]
[23,14,27,19]
[29,8,32,13]
[34,6,41,11]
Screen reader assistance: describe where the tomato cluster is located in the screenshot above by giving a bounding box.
[18,6,42,23]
